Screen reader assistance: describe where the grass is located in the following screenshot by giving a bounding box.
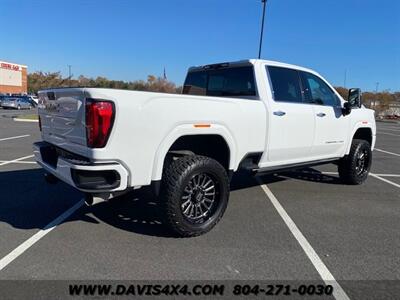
[15,114,38,120]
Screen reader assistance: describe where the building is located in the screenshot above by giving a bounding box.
[0,60,27,94]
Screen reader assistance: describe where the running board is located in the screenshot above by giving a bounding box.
[253,158,340,175]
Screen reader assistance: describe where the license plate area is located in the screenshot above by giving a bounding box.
[40,145,58,168]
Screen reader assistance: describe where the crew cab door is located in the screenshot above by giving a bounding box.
[260,66,315,166]
[299,71,349,158]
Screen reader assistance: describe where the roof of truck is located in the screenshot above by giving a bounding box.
[188,59,317,75]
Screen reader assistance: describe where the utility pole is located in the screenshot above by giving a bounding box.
[258,0,267,59]
[68,65,72,86]
[374,82,379,109]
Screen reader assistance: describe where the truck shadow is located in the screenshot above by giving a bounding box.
[81,168,341,237]
[0,167,341,238]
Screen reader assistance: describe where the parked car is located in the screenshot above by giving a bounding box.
[0,94,8,106]
[16,95,38,107]
[1,97,33,110]
[34,59,376,237]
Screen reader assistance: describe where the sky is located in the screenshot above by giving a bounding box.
[1,0,399,92]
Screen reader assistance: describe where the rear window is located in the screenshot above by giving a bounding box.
[182,66,256,97]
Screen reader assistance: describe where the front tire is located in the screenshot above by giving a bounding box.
[338,139,372,185]
[162,155,229,237]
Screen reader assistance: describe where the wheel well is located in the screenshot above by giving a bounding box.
[165,135,230,170]
[353,127,372,145]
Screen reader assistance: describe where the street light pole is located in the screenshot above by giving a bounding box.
[374,82,379,109]
[258,0,267,59]
[68,65,72,86]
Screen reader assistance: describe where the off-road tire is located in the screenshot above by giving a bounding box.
[338,139,372,185]
[161,155,229,237]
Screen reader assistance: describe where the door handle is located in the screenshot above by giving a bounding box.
[316,112,326,117]
[273,111,286,116]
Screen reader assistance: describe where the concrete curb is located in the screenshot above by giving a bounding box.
[13,118,39,123]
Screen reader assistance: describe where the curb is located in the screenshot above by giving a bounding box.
[13,118,39,123]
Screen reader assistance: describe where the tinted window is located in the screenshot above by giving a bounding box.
[301,72,339,106]
[183,66,256,97]
[267,66,303,103]
[182,71,207,95]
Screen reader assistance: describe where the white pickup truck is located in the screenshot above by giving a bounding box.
[34,59,376,237]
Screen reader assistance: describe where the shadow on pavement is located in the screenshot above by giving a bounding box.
[0,166,341,237]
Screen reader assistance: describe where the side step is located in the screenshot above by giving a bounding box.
[253,158,340,175]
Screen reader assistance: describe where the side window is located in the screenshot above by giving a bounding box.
[183,66,256,97]
[301,72,339,106]
[182,71,207,95]
[207,67,256,97]
[267,66,303,103]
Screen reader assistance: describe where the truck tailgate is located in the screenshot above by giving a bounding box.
[38,89,88,157]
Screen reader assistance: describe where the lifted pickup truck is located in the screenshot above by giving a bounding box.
[34,59,376,237]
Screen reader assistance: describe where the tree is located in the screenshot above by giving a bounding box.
[27,72,179,94]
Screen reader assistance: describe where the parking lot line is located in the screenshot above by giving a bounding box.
[370,173,400,189]
[378,128,400,132]
[0,134,30,142]
[0,199,84,272]
[375,148,400,157]
[303,170,400,178]
[258,183,350,300]
[378,132,400,137]
[0,155,34,167]
[0,160,36,164]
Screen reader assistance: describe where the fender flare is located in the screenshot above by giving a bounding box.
[345,123,374,155]
[151,123,237,181]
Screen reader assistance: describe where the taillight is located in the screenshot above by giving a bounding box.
[85,99,115,148]
[38,115,42,131]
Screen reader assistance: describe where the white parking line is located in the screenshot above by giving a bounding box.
[378,128,400,132]
[0,155,34,167]
[0,134,30,142]
[0,199,84,271]
[378,131,400,137]
[319,171,400,188]
[375,148,400,157]
[371,174,400,177]
[311,171,400,178]
[0,160,36,164]
[370,173,400,189]
[258,182,350,300]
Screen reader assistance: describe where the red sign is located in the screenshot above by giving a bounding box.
[0,63,21,71]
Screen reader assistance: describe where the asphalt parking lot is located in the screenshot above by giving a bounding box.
[0,110,399,299]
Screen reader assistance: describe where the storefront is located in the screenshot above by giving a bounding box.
[0,60,27,94]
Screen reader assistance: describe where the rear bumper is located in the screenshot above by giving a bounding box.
[33,142,129,193]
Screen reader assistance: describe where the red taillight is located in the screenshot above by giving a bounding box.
[85,99,115,148]
[38,115,42,131]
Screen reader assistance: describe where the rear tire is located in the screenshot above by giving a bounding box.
[338,139,372,185]
[161,155,229,237]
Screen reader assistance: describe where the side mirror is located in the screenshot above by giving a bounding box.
[342,88,362,116]
[348,88,362,108]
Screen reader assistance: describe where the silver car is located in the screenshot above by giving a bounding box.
[1,97,33,110]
